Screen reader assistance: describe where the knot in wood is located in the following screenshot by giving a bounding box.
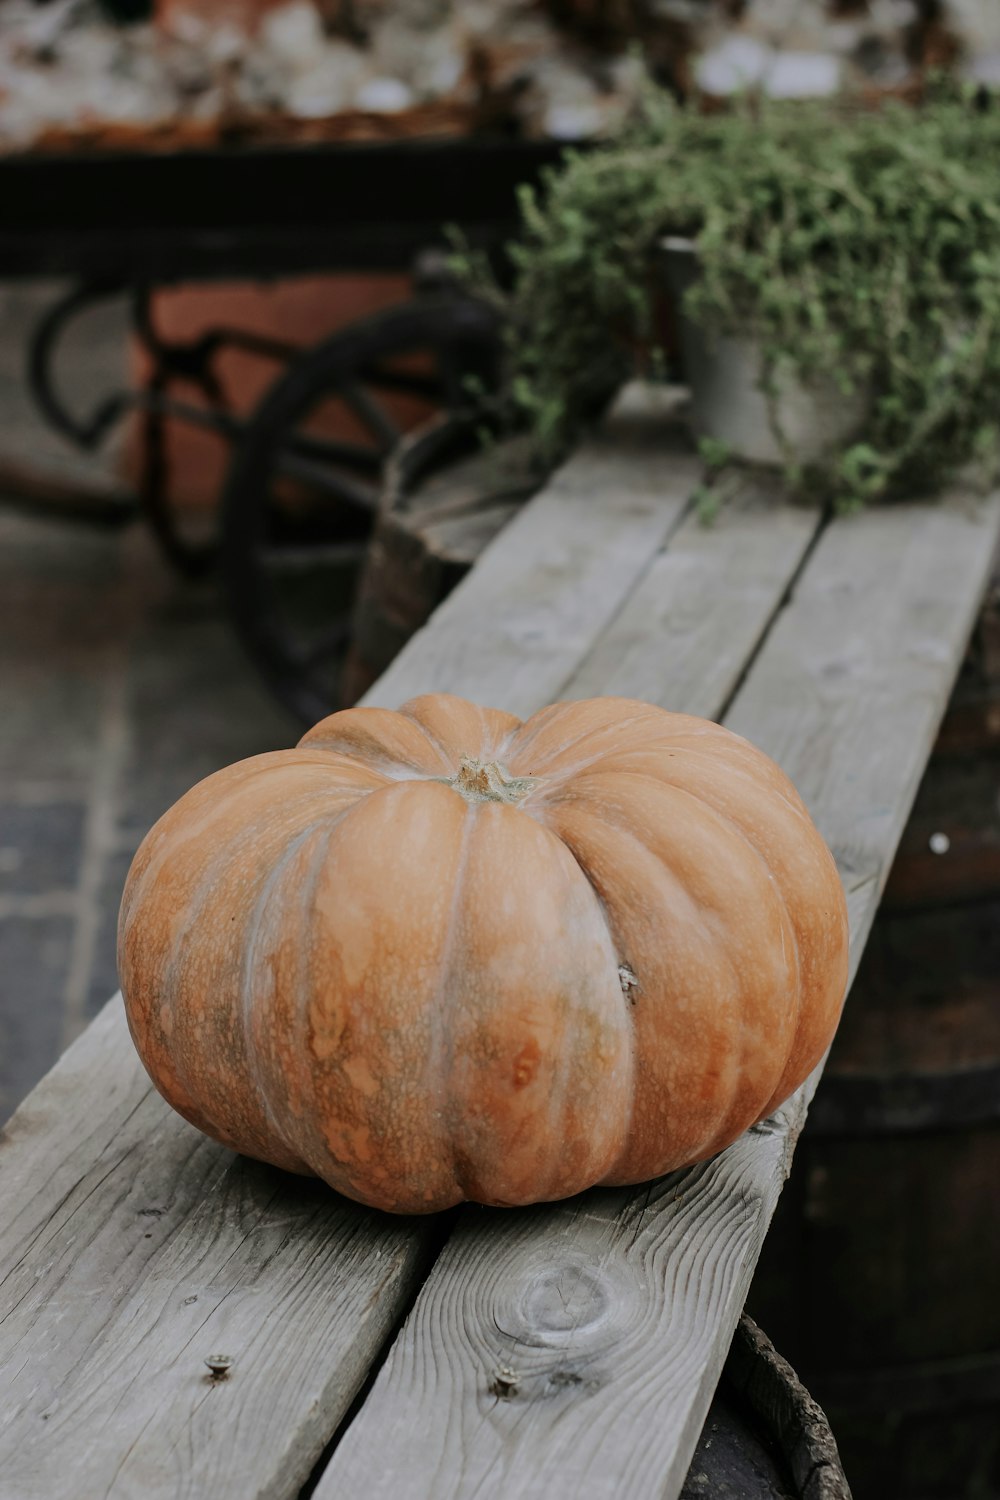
[521,1264,611,1337]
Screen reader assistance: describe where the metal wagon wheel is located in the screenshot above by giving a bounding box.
[220,294,501,725]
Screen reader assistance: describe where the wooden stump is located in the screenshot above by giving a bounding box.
[341,418,543,705]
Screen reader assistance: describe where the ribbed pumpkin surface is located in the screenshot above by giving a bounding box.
[119,694,849,1213]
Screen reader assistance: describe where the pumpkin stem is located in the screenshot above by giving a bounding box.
[449,758,535,805]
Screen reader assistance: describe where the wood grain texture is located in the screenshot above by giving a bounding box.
[561,474,820,717]
[316,487,1000,1500]
[0,385,698,1500]
[362,384,702,717]
[0,997,439,1500]
[7,378,998,1500]
[725,491,1000,965]
[319,1132,805,1500]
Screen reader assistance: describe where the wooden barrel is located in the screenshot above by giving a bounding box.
[748,594,1000,1500]
[680,1316,850,1499]
[341,415,543,705]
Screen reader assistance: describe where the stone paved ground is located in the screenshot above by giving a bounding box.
[0,288,296,1123]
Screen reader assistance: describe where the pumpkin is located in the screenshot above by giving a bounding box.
[119,693,849,1214]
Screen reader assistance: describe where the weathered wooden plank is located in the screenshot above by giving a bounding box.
[726,493,1000,961]
[363,384,702,717]
[561,474,819,716]
[316,1138,803,1500]
[0,998,440,1500]
[8,377,997,1500]
[316,488,1000,1500]
[0,383,700,1500]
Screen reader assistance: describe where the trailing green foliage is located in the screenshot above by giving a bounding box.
[456,83,1000,511]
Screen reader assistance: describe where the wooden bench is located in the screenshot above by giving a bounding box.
[3,385,998,1500]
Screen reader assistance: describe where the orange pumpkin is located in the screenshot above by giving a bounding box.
[119,693,849,1213]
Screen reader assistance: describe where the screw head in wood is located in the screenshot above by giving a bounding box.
[490,1365,520,1399]
[205,1354,233,1378]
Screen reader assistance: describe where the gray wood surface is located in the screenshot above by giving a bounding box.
[725,491,1000,959]
[0,998,439,1500]
[363,384,702,717]
[0,384,703,1500]
[561,473,819,716]
[315,487,1000,1500]
[5,376,998,1500]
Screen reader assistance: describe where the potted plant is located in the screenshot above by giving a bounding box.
[459,82,1000,513]
[659,233,871,468]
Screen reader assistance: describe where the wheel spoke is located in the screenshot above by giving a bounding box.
[337,382,400,453]
[283,430,384,474]
[258,541,369,574]
[270,448,379,511]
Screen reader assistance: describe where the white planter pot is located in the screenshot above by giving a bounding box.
[661,237,870,467]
